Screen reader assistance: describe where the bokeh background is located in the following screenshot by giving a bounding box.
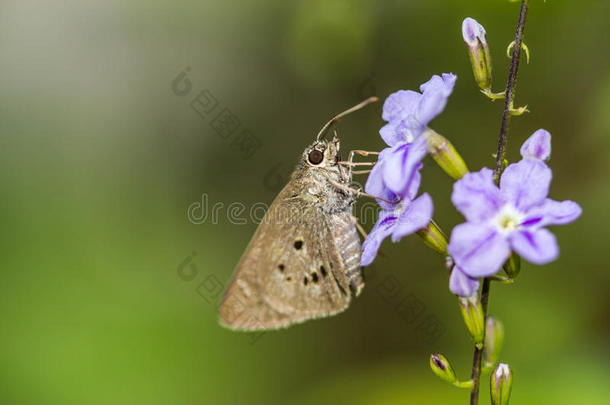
[2,0,609,404]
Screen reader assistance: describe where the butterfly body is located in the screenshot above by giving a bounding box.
[219,134,364,331]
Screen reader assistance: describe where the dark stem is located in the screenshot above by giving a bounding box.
[470,1,530,405]
[494,0,530,178]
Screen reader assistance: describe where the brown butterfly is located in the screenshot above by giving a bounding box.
[219,98,379,331]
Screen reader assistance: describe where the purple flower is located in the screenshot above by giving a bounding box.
[361,156,433,266]
[379,73,457,196]
[447,130,582,279]
[380,73,457,147]
[361,73,457,266]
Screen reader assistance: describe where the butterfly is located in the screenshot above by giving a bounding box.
[219,98,378,330]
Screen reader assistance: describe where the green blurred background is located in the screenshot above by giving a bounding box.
[2,0,609,404]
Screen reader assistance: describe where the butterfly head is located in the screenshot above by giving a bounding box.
[306,97,377,170]
[303,134,341,169]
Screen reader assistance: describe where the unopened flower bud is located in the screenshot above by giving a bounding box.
[462,18,492,91]
[503,253,521,279]
[484,316,504,368]
[429,353,457,384]
[491,363,513,405]
[416,220,448,255]
[424,129,469,180]
[458,295,485,345]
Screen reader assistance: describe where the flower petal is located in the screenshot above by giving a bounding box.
[382,137,428,198]
[419,73,457,97]
[379,117,421,147]
[509,228,558,265]
[449,266,480,297]
[360,212,396,266]
[364,159,387,203]
[500,159,552,211]
[365,148,390,194]
[364,155,384,196]
[391,193,433,242]
[404,164,423,201]
[522,199,582,228]
[414,73,457,127]
[364,160,399,211]
[448,223,511,277]
[382,90,422,122]
[417,73,457,127]
[452,168,503,223]
[520,129,551,161]
[379,121,403,147]
[417,89,447,127]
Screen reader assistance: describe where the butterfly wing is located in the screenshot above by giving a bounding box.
[219,184,358,331]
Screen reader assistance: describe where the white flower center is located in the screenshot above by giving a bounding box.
[493,204,524,235]
[392,199,408,217]
[396,119,416,143]
[404,131,415,144]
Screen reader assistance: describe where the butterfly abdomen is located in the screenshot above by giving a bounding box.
[331,212,364,296]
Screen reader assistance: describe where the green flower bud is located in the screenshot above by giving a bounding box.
[429,353,457,384]
[462,18,492,91]
[458,295,485,346]
[491,363,513,405]
[416,220,448,255]
[484,316,504,368]
[424,129,469,180]
[503,253,521,279]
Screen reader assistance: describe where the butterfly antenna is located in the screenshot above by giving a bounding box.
[316,96,378,141]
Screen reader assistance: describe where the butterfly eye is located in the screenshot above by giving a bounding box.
[308,149,324,165]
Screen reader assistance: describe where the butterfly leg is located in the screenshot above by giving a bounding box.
[338,162,376,166]
[348,150,380,160]
[337,163,374,178]
[328,179,397,204]
[351,215,368,239]
[342,149,379,179]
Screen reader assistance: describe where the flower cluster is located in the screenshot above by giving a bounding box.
[361,73,456,266]
[392,14,584,403]
[361,76,581,298]
[447,129,582,296]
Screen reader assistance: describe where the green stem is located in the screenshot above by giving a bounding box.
[468,278,491,405]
